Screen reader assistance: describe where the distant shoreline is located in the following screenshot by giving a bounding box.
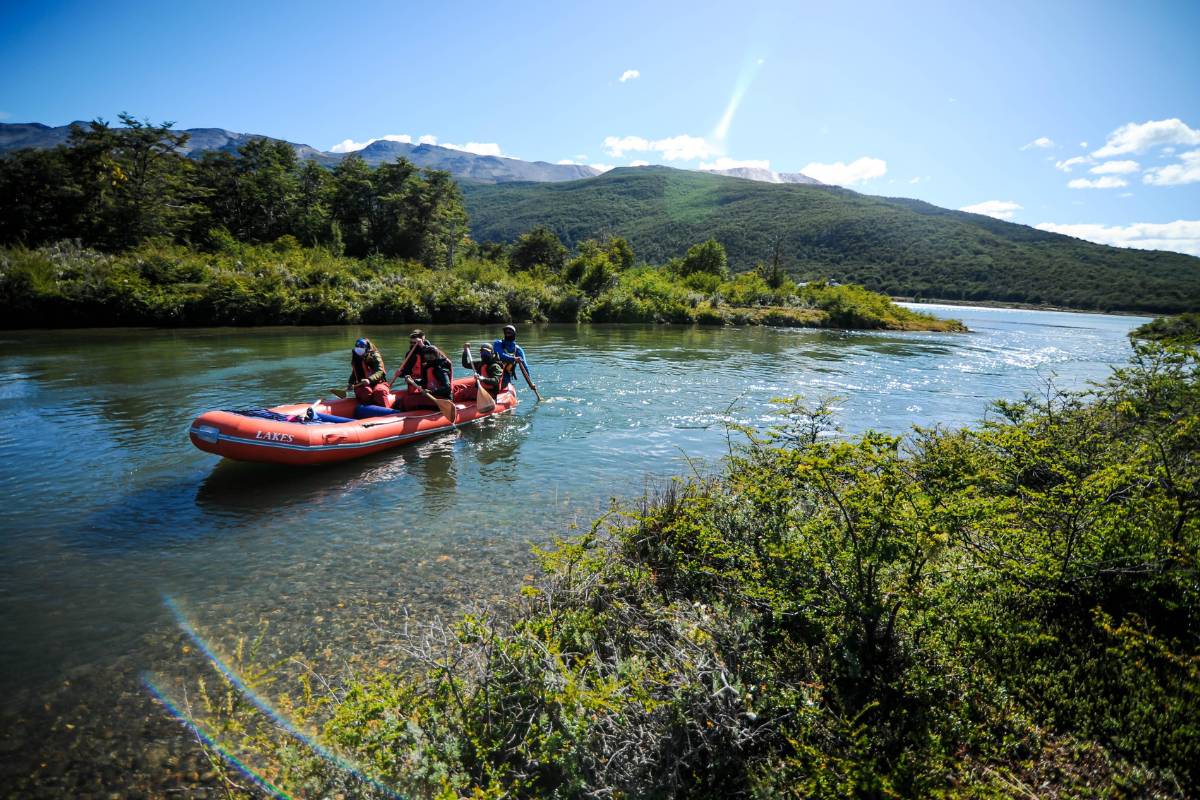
[892,296,1155,317]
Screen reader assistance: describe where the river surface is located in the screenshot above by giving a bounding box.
[0,306,1151,796]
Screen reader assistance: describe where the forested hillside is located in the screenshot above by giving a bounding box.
[463,167,1200,313]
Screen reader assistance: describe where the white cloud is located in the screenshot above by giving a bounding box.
[798,156,887,186]
[442,141,504,157]
[556,159,580,165]
[1035,220,1200,257]
[1143,149,1200,186]
[329,133,413,153]
[602,133,718,161]
[628,160,650,167]
[590,163,614,173]
[574,153,588,161]
[698,156,771,171]
[1055,155,1090,172]
[1068,176,1128,189]
[618,69,640,83]
[603,135,651,157]
[959,200,1022,220]
[1021,136,1055,150]
[418,134,438,145]
[1092,118,1200,157]
[1080,141,1088,148]
[1089,160,1140,174]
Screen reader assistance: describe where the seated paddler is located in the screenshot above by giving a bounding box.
[347,337,393,407]
[461,342,505,397]
[397,330,454,409]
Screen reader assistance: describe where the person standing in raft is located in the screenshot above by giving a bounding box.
[398,330,454,407]
[462,342,505,396]
[494,324,535,393]
[347,337,393,406]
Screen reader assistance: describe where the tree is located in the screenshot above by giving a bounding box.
[510,226,567,272]
[674,238,728,279]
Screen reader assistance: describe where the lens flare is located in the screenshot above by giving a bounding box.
[162,595,404,799]
[141,673,293,800]
[713,55,767,144]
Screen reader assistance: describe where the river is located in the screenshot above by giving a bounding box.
[0,306,1151,796]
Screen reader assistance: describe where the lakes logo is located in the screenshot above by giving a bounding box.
[255,430,295,443]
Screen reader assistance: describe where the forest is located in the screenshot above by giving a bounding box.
[0,117,956,332]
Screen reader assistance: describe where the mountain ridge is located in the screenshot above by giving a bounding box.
[0,121,598,184]
[460,166,1200,314]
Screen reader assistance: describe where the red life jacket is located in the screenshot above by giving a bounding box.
[352,350,386,384]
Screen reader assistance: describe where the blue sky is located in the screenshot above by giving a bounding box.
[2,0,1198,254]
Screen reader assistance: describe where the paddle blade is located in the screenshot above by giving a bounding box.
[328,387,348,399]
[435,396,458,424]
[475,378,496,414]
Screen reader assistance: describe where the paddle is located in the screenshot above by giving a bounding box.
[464,345,497,413]
[516,357,543,402]
[326,387,348,399]
[405,376,458,424]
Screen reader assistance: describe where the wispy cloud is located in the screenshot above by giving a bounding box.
[603,134,718,161]
[1020,136,1056,150]
[1092,118,1200,157]
[1035,220,1200,257]
[0,111,10,120]
[329,134,412,153]
[1055,155,1090,172]
[1068,176,1128,189]
[1089,160,1140,175]
[698,157,771,171]
[1143,149,1200,186]
[959,200,1022,220]
[618,69,640,83]
[628,160,650,167]
[418,134,438,145]
[556,159,581,165]
[590,163,614,173]
[799,157,887,186]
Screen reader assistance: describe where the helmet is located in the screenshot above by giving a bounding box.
[502,324,517,338]
[355,337,370,349]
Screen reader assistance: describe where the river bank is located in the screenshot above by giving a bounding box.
[0,310,1153,796]
[0,240,961,332]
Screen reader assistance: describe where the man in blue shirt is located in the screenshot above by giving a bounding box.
[493,324,536,395]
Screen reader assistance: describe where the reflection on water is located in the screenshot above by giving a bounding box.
[0,310,1153,795]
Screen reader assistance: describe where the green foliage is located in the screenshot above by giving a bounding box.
[0,238,959,331]
[276,341,1197,798]
[463,167,1200,313]
[671,238,730,279]
[0,116,468,267]
[510,225,568,272]
[1131,313,1200,346]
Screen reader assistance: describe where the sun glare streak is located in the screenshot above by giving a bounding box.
[161,595,405,799]
[713,56,766,145]
[141,674,294,800]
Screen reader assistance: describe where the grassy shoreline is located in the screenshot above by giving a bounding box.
[0,240,964,332]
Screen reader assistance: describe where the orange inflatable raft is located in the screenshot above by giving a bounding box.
[189,378,517,465]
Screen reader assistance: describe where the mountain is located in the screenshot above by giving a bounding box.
[461,166,1200,313]
[701,166,822,185]
[0,121,600,183]
[350,140,599,182]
